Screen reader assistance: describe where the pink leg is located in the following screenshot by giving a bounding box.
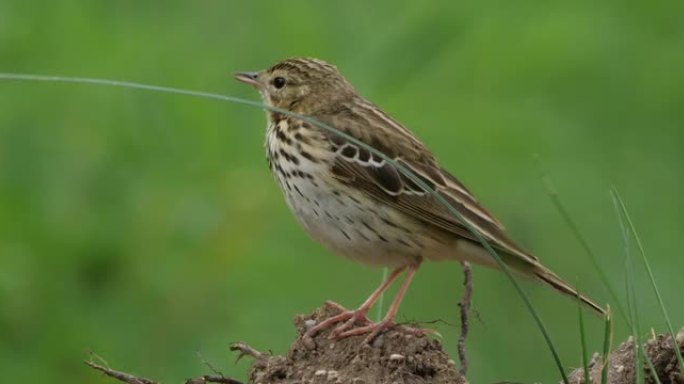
[337,260,425,342]
[329,266,408,337]
[304,266,407,339]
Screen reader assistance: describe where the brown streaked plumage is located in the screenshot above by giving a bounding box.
[235,57,605,342]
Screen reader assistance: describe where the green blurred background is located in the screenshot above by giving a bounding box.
[1,1,683,382]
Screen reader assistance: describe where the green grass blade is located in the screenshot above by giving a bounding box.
[611,187,684,374]
[600,305,613,384]
[537,161,627,323]
[626,246,644,384]
[577,285,591,384]
[0,73,571,384]
[612,192,643,384]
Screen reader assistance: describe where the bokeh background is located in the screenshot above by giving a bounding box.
[1,1,683,382]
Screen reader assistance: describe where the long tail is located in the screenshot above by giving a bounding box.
[534,267,606,316]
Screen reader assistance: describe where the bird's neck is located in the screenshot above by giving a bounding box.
[266,105,314,125]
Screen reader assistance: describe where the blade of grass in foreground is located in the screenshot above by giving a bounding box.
[600,305,613,384]
[611,187,684,374]
[577,285,591,384]
[617,213,662,384]
[613,193,645,384]
[0,73,570,384]
[536,159,627,323]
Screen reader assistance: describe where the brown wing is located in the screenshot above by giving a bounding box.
[312,100,538,263]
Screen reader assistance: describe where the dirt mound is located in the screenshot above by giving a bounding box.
[566,328,684,384]
[248,303,466,384]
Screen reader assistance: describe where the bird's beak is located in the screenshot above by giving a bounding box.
[234,71,260,88]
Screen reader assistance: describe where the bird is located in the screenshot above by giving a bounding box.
[234,57,604,342]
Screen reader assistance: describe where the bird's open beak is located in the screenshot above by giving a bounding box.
[234,71,260,88]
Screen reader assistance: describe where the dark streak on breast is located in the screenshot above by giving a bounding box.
[356,229,370,241]
[339,228,352,240]
[293,185,304,198]
[299,149,318,163]
[275,128,292,146]
[397,238,413,247]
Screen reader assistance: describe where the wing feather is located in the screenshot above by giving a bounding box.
[313,102,538,263]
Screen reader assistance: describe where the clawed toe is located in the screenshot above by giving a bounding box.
[336,320,432,344]
[304,306,373,340]
[334,319,393,342]
[304,311,353,339]
[304,309,433,347]
[329,312,373,338]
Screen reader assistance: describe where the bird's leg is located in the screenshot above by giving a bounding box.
[337,260,426,343]
[304,266,406,340]
[328,266,408,337]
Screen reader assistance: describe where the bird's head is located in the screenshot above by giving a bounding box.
[234,57,356,114]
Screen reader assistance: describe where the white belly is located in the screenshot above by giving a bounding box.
[266,129,423,268]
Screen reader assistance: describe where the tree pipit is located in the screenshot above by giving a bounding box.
[235,57,604,343]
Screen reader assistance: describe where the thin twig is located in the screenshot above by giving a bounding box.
[85,352,243,384]
[230,342,263,363]
[196,351,224,378]
[184,375,243,384]
[457,261,473,376]
[85,360,157,384]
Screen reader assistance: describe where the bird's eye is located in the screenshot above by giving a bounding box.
[273,77,286,89]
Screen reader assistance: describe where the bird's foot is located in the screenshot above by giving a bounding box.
[336,319,430,344]
[304,301,373,340]
[329,309,373,338]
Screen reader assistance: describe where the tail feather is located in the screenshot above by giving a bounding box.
[535,268,606,316]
